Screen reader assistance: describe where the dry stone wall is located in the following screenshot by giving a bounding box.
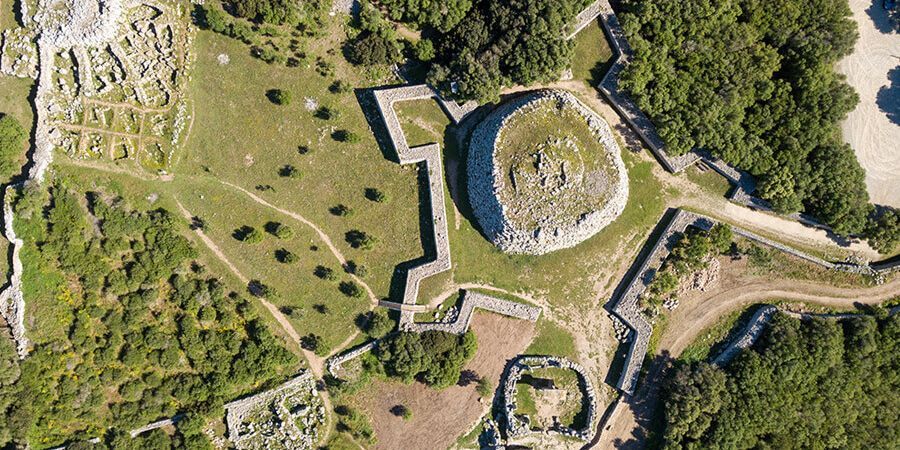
[467,89,628,255]
[401,291,541,334]
[501,356,598,442]
[609,208,894,395]
[0,186,27,358]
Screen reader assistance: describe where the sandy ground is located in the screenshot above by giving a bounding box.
[597,256,900,449]
[838,1,900,207]
[358,313,536,450]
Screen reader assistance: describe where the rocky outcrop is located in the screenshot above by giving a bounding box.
[468,89,628,255]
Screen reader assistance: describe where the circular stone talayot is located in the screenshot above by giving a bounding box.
[467,89,628,255]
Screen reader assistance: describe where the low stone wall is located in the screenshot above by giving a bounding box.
[467,89,629,255]
[326,340,378,377]
[567,0,603,40]
[501,355,598,442]
[711,305,778,366]
[401,291,541,334]
[0,185,27,358]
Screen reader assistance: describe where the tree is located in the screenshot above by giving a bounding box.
[330,204,353,216]
[364,187,388,203]
[375,331,477,388]
[865,208,900,254]
[265,221,294,239]
[620,0,870,235]
[266,89,291,105]
[331,129,360,143]
[339,281,364,299]
[314,265,337,280]
[359,310,394,338]
[707,224,733,254]
[234,226,263,243]
[232,0,298,25]
[412,39,435,61]
[0,113,26,178]
[279,164,300,178]
[345,230,376,250]
[346,1,403,66]
[301,334,328,356]
[275,248,297,264]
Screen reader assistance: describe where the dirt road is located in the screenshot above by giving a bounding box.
[596,270,900,449]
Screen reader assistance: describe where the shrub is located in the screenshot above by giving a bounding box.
[343,260,367,277]
[412,39,435,61]
[275,248,297,264]
[329,204,353,216]
[364,187,387,203]
[390,404,413,420]
[329,80,353,94]
[266,221,294,239]
[279,164,301,178]
[331,129,360,143]
[864,208,899,254]
[314,106,341,120]
[234,225,264,244]
[314,265,337,280]
[297,145,311,155]
[339,281,364,299]
[301,333,328,356]
[345,230,376,250]
[358,309,393,338]
[476,377,493,398]
[248,280,278,298]
[0,112,26,178]
[266,88,291,105]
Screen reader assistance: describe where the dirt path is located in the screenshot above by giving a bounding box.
[597,274,900,449]
[174,198,339,443]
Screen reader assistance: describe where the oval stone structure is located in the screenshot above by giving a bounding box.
[467,90,628,255]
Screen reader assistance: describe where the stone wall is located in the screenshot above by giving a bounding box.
[467,89,629,255]
[0,185,27,358]
[501,355,598,442]
[326,340,378,377]
[608,208,893,395]
[401,291,541,334]
[567,1,603,40]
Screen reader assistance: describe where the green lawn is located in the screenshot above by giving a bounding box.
[570,18,614,84]
[525,317,577,359]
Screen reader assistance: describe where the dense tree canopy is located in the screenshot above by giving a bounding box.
[377,0,473,32]
[375,330,477,388]
[230,0,299,25]
[0,185,296,448]
[425,0,589,102]
[620,0,870,234]
[663,312,900,449]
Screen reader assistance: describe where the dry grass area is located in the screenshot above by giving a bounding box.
[355,313,536,450]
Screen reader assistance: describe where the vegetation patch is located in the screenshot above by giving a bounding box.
[662,312,900,448]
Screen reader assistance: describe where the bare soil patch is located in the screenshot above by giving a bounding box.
[837,0,900,207]
[357,313,536,450]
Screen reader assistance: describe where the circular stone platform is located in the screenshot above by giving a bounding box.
[467,90,628,255]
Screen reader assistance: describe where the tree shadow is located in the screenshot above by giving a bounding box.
[865,0,900,34]
[877,66,899,126]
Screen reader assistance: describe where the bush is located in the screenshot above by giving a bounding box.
[476,377,493,398]
[346,32,403,66]
[234,225,264,244]
[864,208,899,254]
[344,260,367,277]
[248,280,278,298]
[412,39,435,61]
[390,404,413,420]
[358,309,393,338]
[364,187,387,203]
[0,114,26,179]
[275,248,297,264]
[331,129,360,143]
[345,230,376,250]
[329,204,353,216]
[375,331,477,388]
[266,222,294,239]
[266,89,291,105]
[314,106,341,120]
[329,80,353,94]
[279,164,300,178]
[301,334,328,356]
[314,265,337,281]
[339,281,364,299]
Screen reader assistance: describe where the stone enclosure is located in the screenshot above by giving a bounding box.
[468,89,628,255]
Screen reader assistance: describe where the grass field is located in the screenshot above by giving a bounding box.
[178,28,423,303]
[570,18,614,84]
